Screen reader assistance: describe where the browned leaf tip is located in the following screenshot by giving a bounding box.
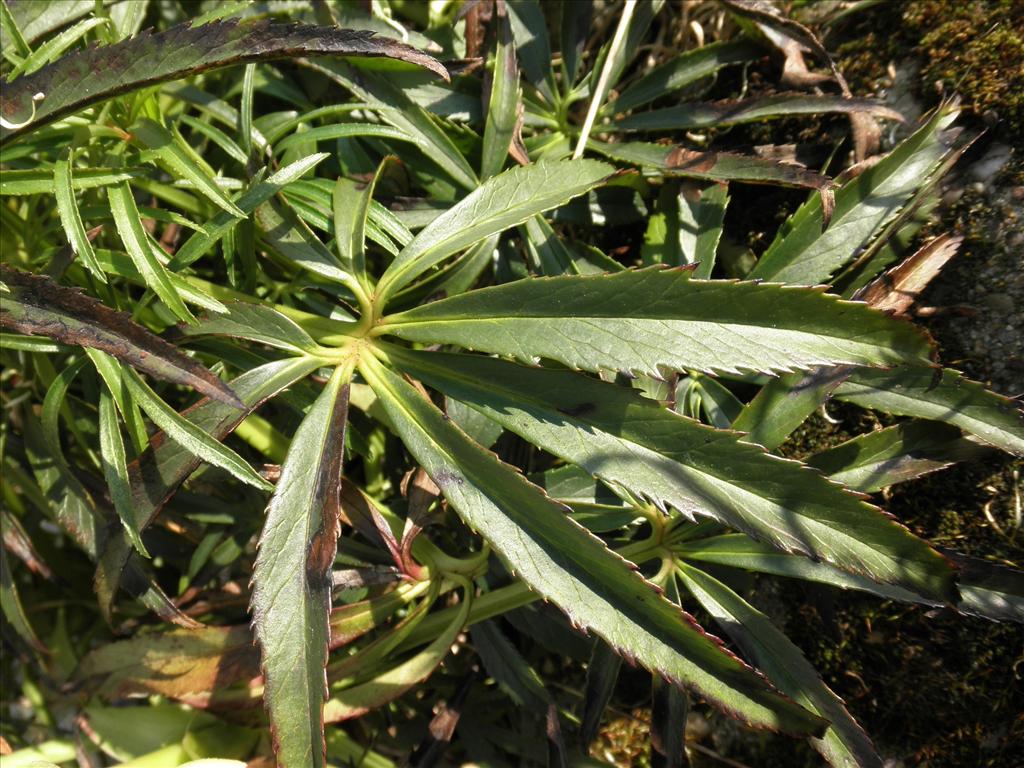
[0,266,244,409]
[856,234,963,315]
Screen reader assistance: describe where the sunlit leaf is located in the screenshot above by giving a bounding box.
[359,354,826,734]
[251,366,351,767]
[380,268,934,377]
[387,347,957,602]
[1,19,447,141]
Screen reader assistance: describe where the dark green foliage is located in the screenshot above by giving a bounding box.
[1,2,1021,766]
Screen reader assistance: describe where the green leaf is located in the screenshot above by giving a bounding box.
[181,302,319,355]
[132,117,245,217]
[274,122,412,153]
[521,214,619,276]
[359,353,826,735]
[120,364,271,491]
[615,94,902,132]
[95,357,323,604]
[98,387,149,558]
[0,544,46,653]
[591,140,832,193]
[378,160,613,300]
[5,16,107,79]
[1,19,447,142]
[507,0,556,102]
[170,153,328,269]
[480,5,522,179]
[805,421,992,492]
[676,534,1024,624]
[181,113,247,163]
[385,347,956,602]
[333,157,391,283]
[942,551,1024,624]
[675,534,925,603]
[0,265,242,406]
[91,248,227,315]
[380,268,934,378]
[472,619,552,708]
[679,182,728,278]
[324,581,471,723]
[749,107,957,284]
[606,40,763,114]
[0,0,32,58]
[251,365,351,767]
[0,166,143,195]
[579,639,622,749]
[254,195,352,285]
[677,562,883,768]
[107,181,195,323]
[53,148,105,281]
[835,367,1024,456]
[302,59,478,192]
[732,368,847,451]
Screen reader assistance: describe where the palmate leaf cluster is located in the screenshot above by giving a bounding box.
[0,1,1021,766]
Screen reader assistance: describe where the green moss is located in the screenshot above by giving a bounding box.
[909,0,1024,132]
[837,0,1024,143]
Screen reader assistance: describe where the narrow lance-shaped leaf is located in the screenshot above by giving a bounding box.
[181,302,319,355]
[169,153,328,269]
[251,365,351,767]
[835,367,1024,456]
[377,160,613,301]
[274,122,412,154]
[805,421,992,493]
[650,574,689,768]
[379,267,934,378]
[679,182,728,278]
[591,141,833,192]
[119,364,272,491]
[107,181,195,323]
[676,562,883,768]
[676,534,1024,625]
[1,166,144,196]
[132,117,244,217]
[506,0,556,102]
[5,16,107,79]
[385,347,957,602]
[254,195,353,286]
[359,353,826,735]
[0,265,242,407]
[749,107,957,284]
[1,19,448,141]
[323,581,472,723]
[614,94,902,133]
[300,58,478,192]
[605,40,764,115]
[98,388,149,557]
[53,148,105,280]
[0,544,47,653]
[579,639,623,750]
[480,2,523,179]
[333,156,392,284]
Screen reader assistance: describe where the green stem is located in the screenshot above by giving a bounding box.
[397,538,664,653]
